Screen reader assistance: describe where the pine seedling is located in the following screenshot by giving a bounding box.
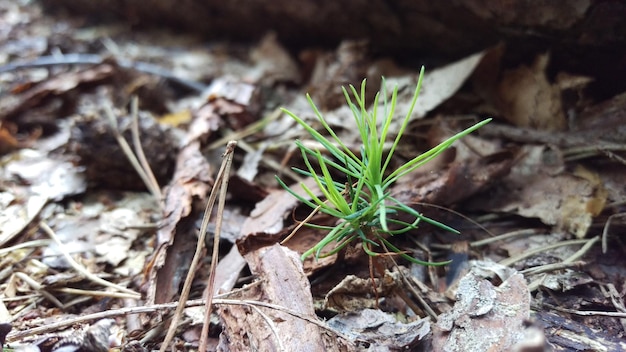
[277,67,490,265]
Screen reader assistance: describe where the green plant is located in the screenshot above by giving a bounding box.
[277,67,490,265]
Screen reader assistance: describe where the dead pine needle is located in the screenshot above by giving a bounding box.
[129,96,162,200]
[499,236,598,267]
[199,141,237,351]
[38,222,140,298]
[160,141,237,352]
[103,102,162,200]
[602,213,626,253]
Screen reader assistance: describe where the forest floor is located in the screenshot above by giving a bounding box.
[1,1,626,351]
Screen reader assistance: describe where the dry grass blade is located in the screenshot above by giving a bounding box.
[160,141,237,352]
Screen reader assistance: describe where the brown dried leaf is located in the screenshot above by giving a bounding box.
[496,53,566,131]
[469,147,607,238]
[327,309,431,351]
[213,178,319,294]
[378,50,485,132]
[392,150,515,207]
[306,39,371,110]
[248,32,301,85]
[324,272,399,313]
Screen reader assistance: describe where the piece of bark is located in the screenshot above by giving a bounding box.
[432,261,532,352]
[218,244,351,351]
[534,310,626,351]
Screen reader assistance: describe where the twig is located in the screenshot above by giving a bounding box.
[281,202,323,245]
[39,222,140,298]
[520,261,585,275]
[229,135,303,183]
[159,141,237,352]
[199,141,236,352]
[470,228,542,247]
[7,298,351,343]
[53,287,142,299]
[206,108,281,151]
[410,202,497,238]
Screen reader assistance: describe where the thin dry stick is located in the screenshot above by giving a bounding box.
[129,96,162,200]
[159,141,237,352]
[282,180,354,245]
[281,202,323,245]
[207,108,281,151]
[469,228,542,247]
[199,141,236,352]
[103,103,161,200]
[236,137,302,182]
[39,222,140,298]
[53,287,144,299]
[7,298,351,343]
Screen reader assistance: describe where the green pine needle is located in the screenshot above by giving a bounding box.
[277,67,490,265]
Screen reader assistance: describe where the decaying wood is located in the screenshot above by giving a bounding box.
[40,1,626,62]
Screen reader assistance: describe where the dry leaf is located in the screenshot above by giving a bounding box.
[469,147,607,238]
[380,50,486,129]
[327,309,431,351]
[496,53,566,131]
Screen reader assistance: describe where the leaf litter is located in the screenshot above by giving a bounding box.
[1,2,626,351]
